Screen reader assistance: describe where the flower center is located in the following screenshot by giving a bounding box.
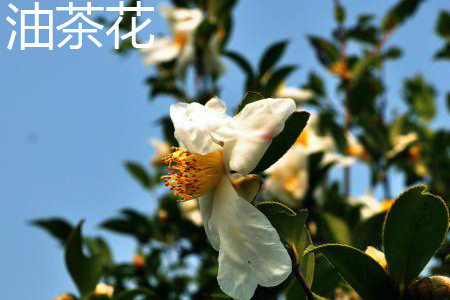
[174,32,188,47]
[161,147,224,201]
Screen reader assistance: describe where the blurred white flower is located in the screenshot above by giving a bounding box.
[180,200,202,226]
[265,145,308,207]
[142,5,223,76]
[163,97,295,300]
[348,194,394,220]
[275,83,314,103]
[386,132,418,159]
[149,138,171,165]
[142,5,202,65]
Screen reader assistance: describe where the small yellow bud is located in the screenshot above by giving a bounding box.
[54,293,78,300]
[409,276,450,300]
[133,253,146,268]
[95,283,114,297]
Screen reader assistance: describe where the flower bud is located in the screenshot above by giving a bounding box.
[54,293,78,300]
[95,283,114,298]
[408,276,450,300]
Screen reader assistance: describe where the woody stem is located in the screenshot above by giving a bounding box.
[287,246,315,300]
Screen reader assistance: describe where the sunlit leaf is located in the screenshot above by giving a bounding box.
[383,185,449,286]
[65,221,102,297]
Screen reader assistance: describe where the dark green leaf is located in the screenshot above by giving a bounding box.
[334,3,346,23]
[435,42,450,59]
[235,91,264,114]
[307,36,339,68]
[159,116,177,146]
[285,228,315,300]
[303,71,326,97]
[251,111,310,174]
[383,185,449,286]
[100,209,153,244]
[258,40,289,76]
[436,11,450,38]
[319,212,351,245]
[382,0,425,32]
[31,217,73,245]
[263,65,298,97]
[124,161,152,189]
[223,51,254,84]
[382,46,403,60]
[305,244,396,300]
[403,74,436,121]
[353,212,387,250]
[65,221,102,297]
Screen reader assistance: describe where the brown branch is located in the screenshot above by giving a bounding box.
[287,246,315,300]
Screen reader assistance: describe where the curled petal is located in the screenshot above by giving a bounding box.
[170,98,230,154]
[223,98,296,174]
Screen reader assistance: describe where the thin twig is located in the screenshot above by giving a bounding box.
[287,246,315,300]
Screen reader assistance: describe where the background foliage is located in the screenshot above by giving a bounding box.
[30,0,450,299]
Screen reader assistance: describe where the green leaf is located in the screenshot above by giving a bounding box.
[319,212,352,245]
[303,71,326,97]
[263,65,298,97]
[114,288,153,300]
[65,221,102,297]
[223,51,254,86]
[311,255,342,298]
[382,0,425,32]
[383,185,449,286]
[436,11,450,38]
[447,92,450,113]
[258,40,289,77]
[257,203,314,300]
[31,217,73,245]
[124,161,152,189]
[235,91,264,114]
[334,3,346,23]
[403,74,436,121]
[307,36,339,68]
[100,209,153,244]
[251,111,310,174]
[382,46,403,60]
[353,212,387,250]
[285,227,315,300]
[159,116,177,146]
[305,244,396,300]
[435,42,450,60]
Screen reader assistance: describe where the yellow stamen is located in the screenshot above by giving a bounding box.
[161,147,224,201]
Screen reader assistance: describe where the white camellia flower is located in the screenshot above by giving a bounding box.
[386,132,418,159]
[348,194,394,220]
[161,97,295,300]
[275,83,314,104]
[265,145,309,207]
[142,5,202,65]
[142,5,224,76]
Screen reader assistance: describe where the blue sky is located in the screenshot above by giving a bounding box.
[0,0,449,298]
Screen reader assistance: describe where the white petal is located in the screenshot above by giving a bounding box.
[142,37,180,64]
[199,191,220,250]
[210,177,292,299]
[275,86,314,102]
[218,250,258,300]
[224,98,296,174]
[170,100,230,154]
